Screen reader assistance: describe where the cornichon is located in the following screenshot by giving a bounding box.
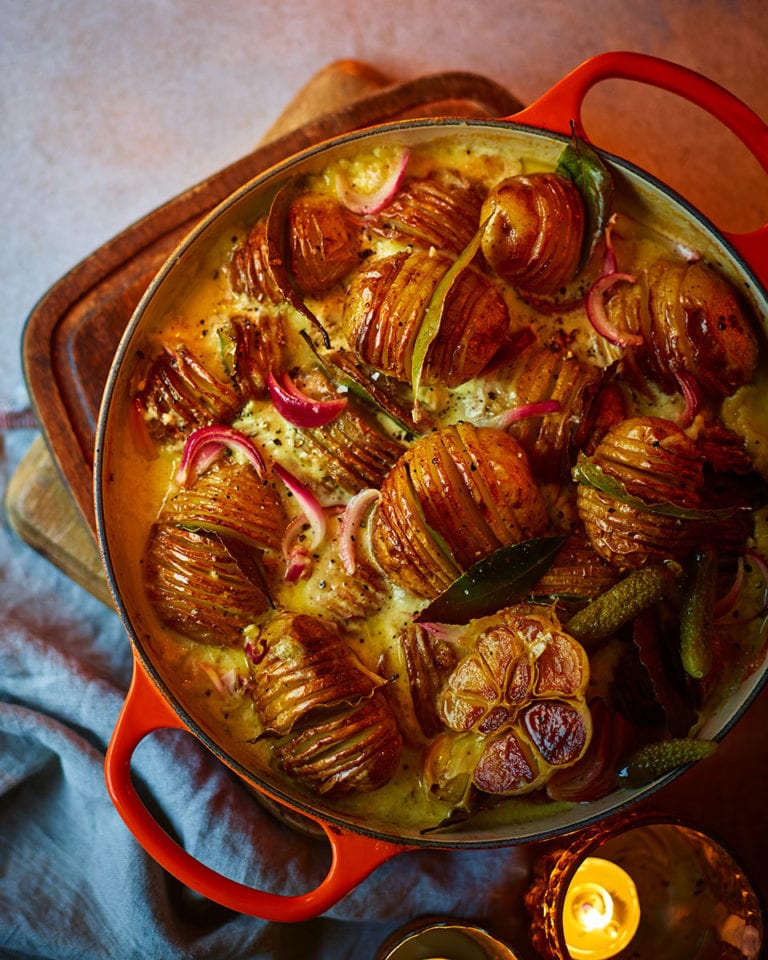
[565,562,680,644]
[679,546,717,679]
[618,738,718,788]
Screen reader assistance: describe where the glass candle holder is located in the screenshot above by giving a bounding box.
[524,811,763,960]
[375,918,524,960]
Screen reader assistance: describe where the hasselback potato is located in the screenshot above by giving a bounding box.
[371,423,548,598]
[229,220,280,303]
[290,378,407,494]
[369,172,485,254]
[230,192,359,301]
[607,258,759,398]
[480,172,585,296]
[144,522,272,645]
[161,460,285,552]
[225,313,286,400]
[132,345,240,444]
[143,458,284,643]
[497,332,606,481]
[342,249,509,387]
[379,623,462,746]
[248,612,402,795]
[276,697,402,797]
[576,416,705,569]
[287,193,360,295]
[532,528,620,608]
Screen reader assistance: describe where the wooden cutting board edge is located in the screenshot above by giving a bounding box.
[4,60,398,606]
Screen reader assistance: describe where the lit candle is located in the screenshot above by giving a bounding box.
[561,857,641,960]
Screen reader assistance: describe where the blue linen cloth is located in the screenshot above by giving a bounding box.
[0,429,531,960]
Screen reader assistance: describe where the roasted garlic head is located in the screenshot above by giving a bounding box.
[427,607,592,800]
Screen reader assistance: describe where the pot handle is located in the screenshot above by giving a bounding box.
[507,51,768,284]
[105,662,410,921]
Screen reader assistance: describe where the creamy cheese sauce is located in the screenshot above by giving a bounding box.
[104,133,768,835]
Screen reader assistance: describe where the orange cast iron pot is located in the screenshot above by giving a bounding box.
[97,51,768,922]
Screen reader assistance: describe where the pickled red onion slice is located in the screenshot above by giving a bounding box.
[272,462,327,552]
[284,549,313,583]
[714,551,768,626]
[714,556,745,620]
[338,488,380,574]
[280,513,314,583]
[490,399,563,431]
[266,371,347,427]
[675,370,702,427]
[335,148,410,215]
[200,663,240,696]
[602,213,619,274]
[418,621,466,643]
[176,425,266,486]
[747,549,768,608]
[585,272,643,348]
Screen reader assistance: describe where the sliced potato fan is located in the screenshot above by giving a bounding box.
[144,523,272,645]
[248,612,402,796]
[372,424,548,598]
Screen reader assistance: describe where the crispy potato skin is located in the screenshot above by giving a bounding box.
[342,250,509,386]
[480,172,585,296]
[371,424,548,598]
[609,258,759,397]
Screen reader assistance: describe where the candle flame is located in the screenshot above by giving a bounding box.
[574,884,614,932]
[562,858,641,960]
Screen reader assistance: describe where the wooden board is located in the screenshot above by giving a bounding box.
[6,61,521,603]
